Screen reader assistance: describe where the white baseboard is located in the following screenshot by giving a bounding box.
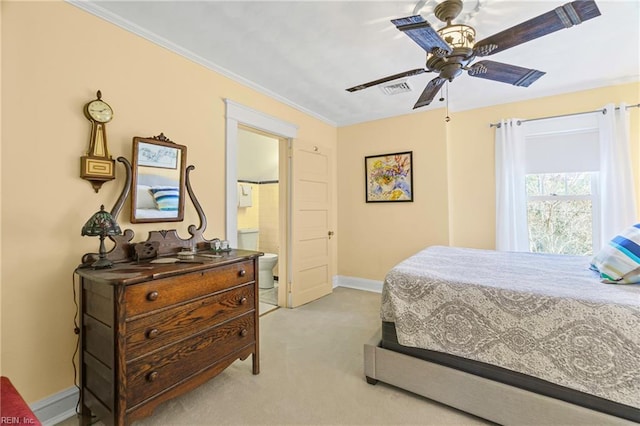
[31,386,78,426]
[333,275,383,293]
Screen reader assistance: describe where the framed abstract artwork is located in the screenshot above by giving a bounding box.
[365,151,413,202]
[137,141,179,169]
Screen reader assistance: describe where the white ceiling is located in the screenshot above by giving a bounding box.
[73,0,640,127]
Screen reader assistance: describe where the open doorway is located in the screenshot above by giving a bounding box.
[237,128,282,314]
[224,100,297,309]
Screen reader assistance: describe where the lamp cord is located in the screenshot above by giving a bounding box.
[72,270,81,415]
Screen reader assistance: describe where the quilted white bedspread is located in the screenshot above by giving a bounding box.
[380,246,640,409]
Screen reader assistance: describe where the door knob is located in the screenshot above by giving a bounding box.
[328,231,335,239]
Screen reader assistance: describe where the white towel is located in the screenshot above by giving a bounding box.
[238,184,253,207]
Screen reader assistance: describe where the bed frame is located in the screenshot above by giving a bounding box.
[364,330,635,425]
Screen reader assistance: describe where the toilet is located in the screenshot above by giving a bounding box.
[237,228,278,289]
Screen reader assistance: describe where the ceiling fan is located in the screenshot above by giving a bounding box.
[346,0,601,109]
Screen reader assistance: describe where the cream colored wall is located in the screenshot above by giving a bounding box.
[337,82,640,281]
[1,1,337,402]
[0,0,4,376]
[337,111,451,280]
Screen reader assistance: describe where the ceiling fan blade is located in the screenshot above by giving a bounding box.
[468,60,545,87]
[392,15,451,55]
[346,68,428,92]
[414,77,446,109]
[474,0,601,57]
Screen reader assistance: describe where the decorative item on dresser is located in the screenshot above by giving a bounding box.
[80,205,122,269]
[75,148,262,426]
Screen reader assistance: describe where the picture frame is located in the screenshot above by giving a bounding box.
[137,141,179,169]
[365,151,413,202]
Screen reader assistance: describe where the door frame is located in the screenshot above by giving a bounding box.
[224,99,298,307]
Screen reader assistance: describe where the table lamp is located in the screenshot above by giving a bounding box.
[81,205,122,268]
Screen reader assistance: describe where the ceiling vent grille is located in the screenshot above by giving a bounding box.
[379,80,413,95]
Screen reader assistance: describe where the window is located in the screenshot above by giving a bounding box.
[522,115,601,255]
[496,105,636,255]
[526,172,599,255]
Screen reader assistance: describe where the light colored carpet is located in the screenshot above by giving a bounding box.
[58,288,491,425]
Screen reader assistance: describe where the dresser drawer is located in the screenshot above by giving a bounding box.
[125,284,254,360]
[126,312,255,407]
[125,260,254,317]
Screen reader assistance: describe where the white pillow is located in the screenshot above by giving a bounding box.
[136,185,156,209]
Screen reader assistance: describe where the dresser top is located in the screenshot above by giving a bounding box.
[76,249,261,285]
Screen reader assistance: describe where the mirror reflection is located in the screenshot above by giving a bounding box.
[131,135,187,223]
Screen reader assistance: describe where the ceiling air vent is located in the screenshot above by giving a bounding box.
[379,80,412,95]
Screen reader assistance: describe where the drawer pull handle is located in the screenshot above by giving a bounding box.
[240,329,248,337]
[147,291,159,301]
[240,297,248,305]
[146,328,159,339]
[147,371,159,382]
[238,269,246,277]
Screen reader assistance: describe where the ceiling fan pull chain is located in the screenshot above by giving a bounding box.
[445,82,451,122]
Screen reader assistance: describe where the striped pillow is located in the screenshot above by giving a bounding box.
[149,186,179,211]
[591,224,640,284]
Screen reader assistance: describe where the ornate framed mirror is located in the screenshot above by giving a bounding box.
[131,134,187,223]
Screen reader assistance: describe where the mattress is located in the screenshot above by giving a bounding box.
[134,208,179,219]
[380,246,640,414]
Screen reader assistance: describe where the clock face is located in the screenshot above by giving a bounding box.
[86,100,113,123]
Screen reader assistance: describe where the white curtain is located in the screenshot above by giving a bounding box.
[495,119,529,251]
[598,103,638,244]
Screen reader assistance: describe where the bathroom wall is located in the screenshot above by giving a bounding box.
[257,183,279,257]
[237,181,279,275]
[237,128,280,267]
[237,181,279,249]
[237,182,259,230]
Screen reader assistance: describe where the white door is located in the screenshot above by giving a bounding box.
[289,141,333,307]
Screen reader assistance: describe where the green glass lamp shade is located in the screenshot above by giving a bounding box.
[82,205,122,237]
[81,205,122,268]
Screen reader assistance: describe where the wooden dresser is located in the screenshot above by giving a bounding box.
[76,249,261,425]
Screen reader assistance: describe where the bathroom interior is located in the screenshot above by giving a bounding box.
[236,128,281,313]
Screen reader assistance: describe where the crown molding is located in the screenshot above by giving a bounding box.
[66,0,337,127]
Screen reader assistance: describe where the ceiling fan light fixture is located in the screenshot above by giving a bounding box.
[437,23,475,49]
[349,0,602,111]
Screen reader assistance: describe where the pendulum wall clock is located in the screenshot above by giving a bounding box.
[81,90,115,192]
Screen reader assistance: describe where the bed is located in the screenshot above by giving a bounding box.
[364,246,640,425]
[134,173,180,219]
